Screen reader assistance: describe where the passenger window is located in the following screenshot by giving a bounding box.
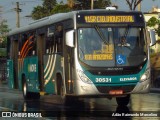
[55,24,63,53]
[47,25,55,37]
[46,25,55,54]
[46,37,55,54]
[27,32,36,56]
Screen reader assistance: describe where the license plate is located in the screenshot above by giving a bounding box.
[109,90,123,95]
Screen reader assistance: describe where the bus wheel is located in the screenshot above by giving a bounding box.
[22,76,40,100]
[57,74,65,97]
[22,77,30,100]
[116,94,130,106]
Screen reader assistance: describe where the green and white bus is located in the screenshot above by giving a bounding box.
[7,9,156,106]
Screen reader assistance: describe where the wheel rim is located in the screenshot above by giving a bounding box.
[23,82,27,96]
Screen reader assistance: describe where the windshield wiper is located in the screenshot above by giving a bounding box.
[94,25,108,45]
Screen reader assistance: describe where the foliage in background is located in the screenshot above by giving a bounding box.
[32,0,71,20]
[125,0,158,10]
[125,0,142,10]
[147,17,160,38]
[94,0,111,9]
[32,0,57,20]
[51,4,71,14]
[76,0,111,9]
[0,19,10,56]
[0,48,6,56]
[31,0,111,20]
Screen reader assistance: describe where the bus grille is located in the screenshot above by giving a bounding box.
[88,67,141,75]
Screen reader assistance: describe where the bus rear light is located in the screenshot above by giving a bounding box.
[109,90,123,95]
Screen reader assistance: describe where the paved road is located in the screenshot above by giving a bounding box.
[0,86,159,120]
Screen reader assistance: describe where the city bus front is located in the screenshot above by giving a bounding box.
[66,11,152,105]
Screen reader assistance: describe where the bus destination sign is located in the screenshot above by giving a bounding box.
[84,15,135,23]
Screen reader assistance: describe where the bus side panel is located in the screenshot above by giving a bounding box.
[18,58,29,91]
[7,60,14,89]
[43,54,55,94]
[43,54,63,94]
[18,59,23,90]
[24,56,40,93]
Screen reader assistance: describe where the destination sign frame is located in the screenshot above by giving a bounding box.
[77,11,145,25]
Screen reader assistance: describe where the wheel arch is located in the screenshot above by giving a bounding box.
[20,73,26,90]
[55,72,66,95]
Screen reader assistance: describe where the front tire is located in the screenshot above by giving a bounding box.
[56,74,78,105]
[116,94,130,106]
[22,76,40,100]
[23,79,30,100]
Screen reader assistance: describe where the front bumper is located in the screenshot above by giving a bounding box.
[74,79,150,96]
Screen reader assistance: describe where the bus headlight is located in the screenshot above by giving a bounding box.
[140,69,150,82]
[77,70,93,84]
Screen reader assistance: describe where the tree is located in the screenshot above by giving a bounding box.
[75,0,111,10]
[32,0,71,20]
[0,20,10,47]
[32,0,57,20]
[147,17,160,38]
[42,0,57,15]
[51,4,71,14]
[67,0,75,8]
[31,6,46,20]
[147,17,158,27]
[0,19,10,56]
[94,0,111,9]
[31,0,111,20]
[125,0,142,10]
[156,24,160,37]
[124,0,156,10]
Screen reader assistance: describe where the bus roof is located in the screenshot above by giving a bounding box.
[8,12,74,36]
[8,10,144,36]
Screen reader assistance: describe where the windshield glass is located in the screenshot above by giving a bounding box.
[78,27,147,67]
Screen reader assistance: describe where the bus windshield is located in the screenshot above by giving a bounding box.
[78,26,147,67]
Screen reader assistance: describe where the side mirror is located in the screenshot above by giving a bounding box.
[149,29,156,46]
[65,30,74,47]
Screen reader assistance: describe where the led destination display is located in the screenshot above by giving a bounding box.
[84,15,134,23]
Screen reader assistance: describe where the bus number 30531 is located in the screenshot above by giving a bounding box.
[95,78,112,83]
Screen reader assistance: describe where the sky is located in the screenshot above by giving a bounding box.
[0,0,43,30]
[0,0,160,30]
